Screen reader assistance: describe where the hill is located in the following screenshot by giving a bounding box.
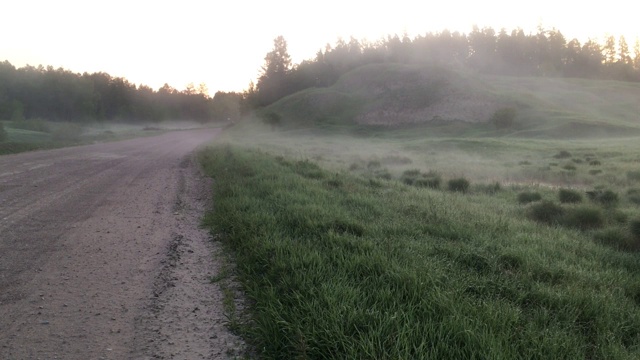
[263,63,640,138]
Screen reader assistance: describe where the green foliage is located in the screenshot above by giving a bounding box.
[562,164,577,171]
[517,191,542,204]
[627,189,640,205]
[0,122,7,142]
[589,160,602,166]
[627,171,640,182]
[491,107,517,129]
[630,218,640,239]
[447,177,470,193]
[553,150,572,159]
[587,189,620,207]
[9,118,51,133]
[528,201,564,224]
[563,206,604,230]
[558,188,583,203]
[261,111,282,130]
[594,228,636,251]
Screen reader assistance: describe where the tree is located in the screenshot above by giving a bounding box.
[254,36,293,106]
[603,35,616,64]
[618,36,632,64]
[634,38,640,70]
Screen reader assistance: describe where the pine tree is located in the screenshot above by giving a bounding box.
[618,36,631,64]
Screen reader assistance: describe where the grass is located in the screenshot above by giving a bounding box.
[200,140,640,359]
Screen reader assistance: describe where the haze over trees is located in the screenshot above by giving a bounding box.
[0,61,242,123]
[247,27,640,108]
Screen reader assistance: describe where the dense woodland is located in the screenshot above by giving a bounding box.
[0,61,241,123]
[249,27,640,107]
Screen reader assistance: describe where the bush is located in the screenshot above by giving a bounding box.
[0,122,7,142]
[447,177,470,193]
[262,111,281,130]
[589,160,601,166]
[402,169,421,177]
[562,164,577,171]
[627,171,640,182]
[414,171,441,189]
[553,150,572,159]
[529,201,564,224]
[594,228,637,251]
[518,191,542,204]
[558,188,583,203]
[630,218,640,239]
[563,206,604,230]
[587,189,619,207]
[589,169,603,175]
[627,189,640,205]
[491,107,517,129]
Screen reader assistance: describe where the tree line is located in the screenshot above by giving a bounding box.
[249,27,640,107]
[0,61,242,123]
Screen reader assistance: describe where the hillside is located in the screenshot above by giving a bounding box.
[264,63,640,137]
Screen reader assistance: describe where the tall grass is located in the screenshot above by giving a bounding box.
[200,145,640,359]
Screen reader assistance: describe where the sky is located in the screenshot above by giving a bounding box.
[2,0,639,93]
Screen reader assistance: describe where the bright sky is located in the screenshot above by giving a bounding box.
[2,0,639,93]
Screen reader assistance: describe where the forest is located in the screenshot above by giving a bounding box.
[249,26,640,107]
[0,61,241,123]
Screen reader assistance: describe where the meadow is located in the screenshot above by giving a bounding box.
[200,120,640,359]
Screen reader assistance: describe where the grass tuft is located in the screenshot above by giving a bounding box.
[528,201,564,225]
[518,191,542,204]
[558,188,583,203]
[447,177,470,193]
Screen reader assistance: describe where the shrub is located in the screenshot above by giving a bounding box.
[558,188,583,203]
[491,107,517,129]
[627,171,640,182]
[563,206,604,230]
[630,218,640,239]
[529,201,564,224]
[594,228,637,251]
[348,163,361,171]
[587,189,619,207]
[553,150,572,159]
[627,188,640,205]
[589,160,601,166]
[518,191,542,204]
[262,111,281,130]
[0,122,7,142]
[589,169,603,175]
[562,164,577,171]
[415,171,441,189]
[447,177,470,193]
[572,158,584,164]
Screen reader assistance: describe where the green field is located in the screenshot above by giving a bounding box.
[199,65,640,359]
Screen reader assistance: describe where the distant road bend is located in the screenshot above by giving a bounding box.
[0,129,244,359]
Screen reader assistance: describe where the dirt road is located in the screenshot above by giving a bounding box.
[0,129,244,359]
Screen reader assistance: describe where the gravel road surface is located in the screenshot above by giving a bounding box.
[0,129,245,359]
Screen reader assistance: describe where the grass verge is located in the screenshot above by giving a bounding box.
[200,144,640,359]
